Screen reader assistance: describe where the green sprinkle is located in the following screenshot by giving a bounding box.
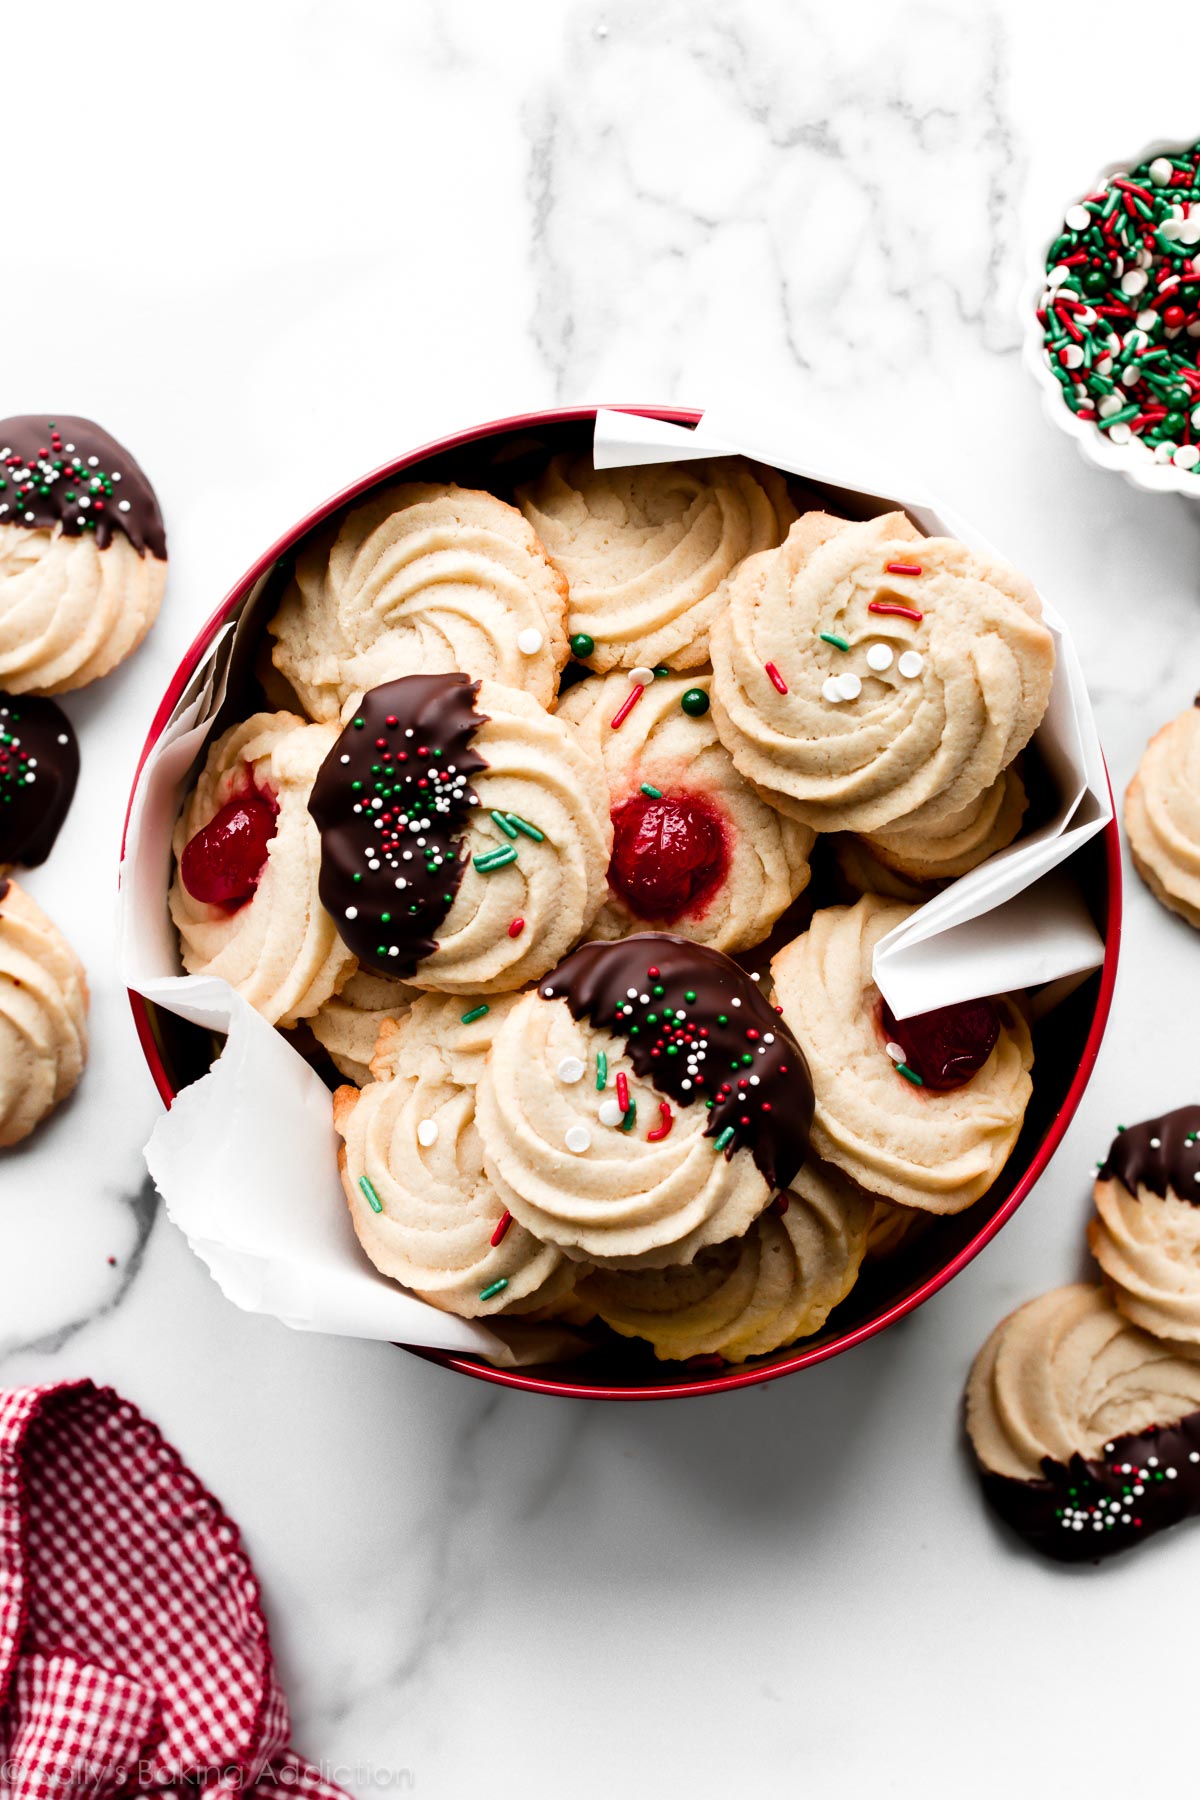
[819,632,850,651]
[640,783,662,798]
[570,632,595,659]
[685,989,696,1003]
[358,1175,383,1214]
[714,1126,735,1152]
[490,810,517,838]
[896,1063,924,1087]
[506,813,545,842]
[620,1099,637,1132]
[479,1277,509,1302]
[653,664,670,678]
[596,1051,607,1090]
[473,844,519,872]
[1098,404,1139,431]
[680,687,710,718]
[460,1004,490,1024]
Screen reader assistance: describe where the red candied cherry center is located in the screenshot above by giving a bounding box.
[880,996,1001,1092]
[608,792,728,921]
[180,785,278,911]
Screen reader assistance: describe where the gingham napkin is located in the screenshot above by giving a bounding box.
[0,1382,347,1799]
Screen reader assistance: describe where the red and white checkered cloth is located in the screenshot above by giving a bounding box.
[0,1382,348,1799]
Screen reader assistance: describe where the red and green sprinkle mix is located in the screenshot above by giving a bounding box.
[1037,144,1200,468]
[0,422,126,529]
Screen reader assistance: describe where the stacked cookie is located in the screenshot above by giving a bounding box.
[0,415,169,1145]
[967,1105,1200,1562]
[169,453,1058,1362]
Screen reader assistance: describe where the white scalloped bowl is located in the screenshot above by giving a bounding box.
[1022,133,1200,498]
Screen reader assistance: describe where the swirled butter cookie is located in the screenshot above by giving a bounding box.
[1088,1106,1200,1345]
[709,511,1054,833]
[309,673,610,996]
[578,1156,871,1361]
[516,455,797,673]
[170,712,355,1027]
[770,895,1033,1213]
[308,968,417,1085]
[0,692,78,870]
[966,1283,1200,1561]
[333,993,576,1318]
[268,483,569,721]
[557,669,813,952]
[475,934,814,1268]
[857,762,1027,885]
[0,415,166,693]
[863,1197,932,1261]
[0,878,88,1146]
[1125,700,1200,929]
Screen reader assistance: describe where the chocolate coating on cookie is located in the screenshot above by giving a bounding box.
[540,933,813,1190]
[982,1409,1200,1563]
[1099,1105,1200,1202]
[0,416,166,558]
[309,673,488,976]
[0,693,78,867]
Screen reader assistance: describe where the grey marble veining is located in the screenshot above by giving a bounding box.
[3,1,1200,1794]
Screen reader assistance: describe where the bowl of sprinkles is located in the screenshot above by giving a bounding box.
[1027,136,1200,492]
[125,405,1122,1401]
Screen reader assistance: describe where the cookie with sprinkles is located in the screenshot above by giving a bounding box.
[967,1284,1200,1563]
[0,692,78,869]
[474,933,814,1268]
[309,673,611,997]
[1125,699,1200,930]
[0,416,166,694]
[708,510,1054,834]
[1089,1105,1200,1345]
[333,992,581,1319]
[267,483,570,723]
[1036,141,1200,473]
[170,711,356,1027]
[771,895,1033,1214]
[557,667,814,953]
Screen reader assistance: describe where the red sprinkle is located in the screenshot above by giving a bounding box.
[609,684,645,730]
[869,600,924,622]
[490,1210,513,1247]
[507,916,525,938]
[764,661,788,694]
[770,1192,789,1215]
[616,1072,631,1113]
[646,1101,674,1142]
[884,561,923,577]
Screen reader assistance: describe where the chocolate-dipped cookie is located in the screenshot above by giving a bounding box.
[0,416,166,693]
[474,933,814,1268]
[967,1284,1200,1563]
[0,692,78,868]
[309,673,611,996]
[1089,1106,1200,1344]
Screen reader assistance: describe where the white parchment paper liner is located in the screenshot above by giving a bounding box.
[120,410,1111,1359]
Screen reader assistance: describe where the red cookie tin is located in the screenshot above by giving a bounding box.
[124,405,1122,1402]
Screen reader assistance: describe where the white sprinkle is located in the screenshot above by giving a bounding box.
[680,1079,692,1091]
[344,906,358,920]
[630,666,655,687]
[1098,393,1124,419]
[565,1125,591,1154]
[749,1075,760,1086]
[885,1040,906,1063]
[1167,1468,1178,1480]
[763,1033,774,1045]
[866,643,893,672]
[821,676,844,704]
[340,753,350,764]
[1149,156,1174,186]
[56,733,68,745]
[1149,1137,1162,1149]
[1108,422,1133,446]
[1047,263,1070,286]
[416,1119,438,1147]
[1059,344,1084,370]
[1065,202,1091,231]
[1190,1452,1199,1463]
[1174,444,1200,469]
[556,1056,585,1084]
[394,877,407,889]
[898,651,924,679]
[517,627,544,655]
[387,945,399,958]
[834,671,862,701]
[87,455,99,467]
[598,1098,624,1127]
[731,997,741,1007]
[626,987,638,999]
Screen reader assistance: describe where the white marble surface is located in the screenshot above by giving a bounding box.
[6,2,1200,1793]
